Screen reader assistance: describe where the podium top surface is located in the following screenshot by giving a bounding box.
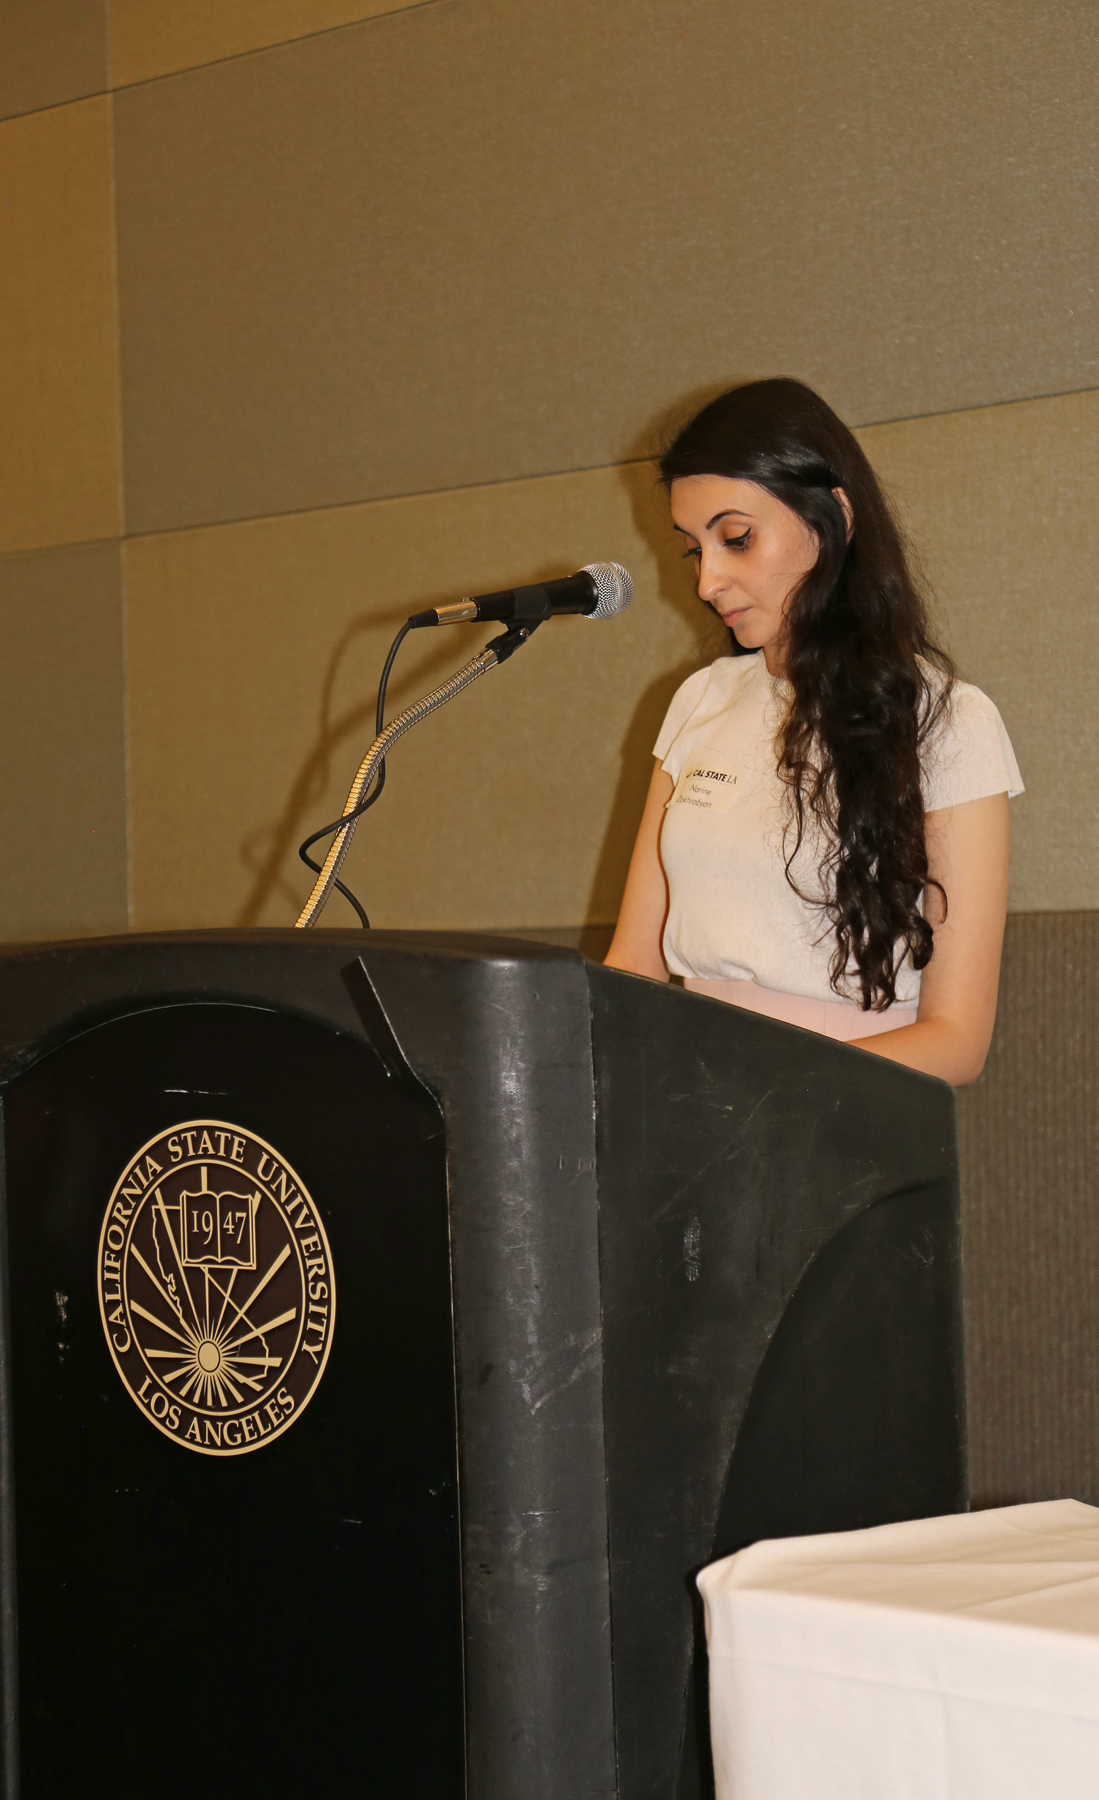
[0,926,954,1104]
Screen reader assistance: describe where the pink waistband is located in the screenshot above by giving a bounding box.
[683,977,918,1043]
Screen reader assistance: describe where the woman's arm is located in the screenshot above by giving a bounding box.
[604,762,674,980]
[849,791,1009,1086]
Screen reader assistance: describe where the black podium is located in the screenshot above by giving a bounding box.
[0,931,965,1799]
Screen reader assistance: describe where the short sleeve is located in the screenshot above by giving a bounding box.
[922,682,1024,812]
[653,667,711,777]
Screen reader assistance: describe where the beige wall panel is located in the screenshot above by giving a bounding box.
[0,541,127,940]
[859,389,1099,912]
[0,0,107,121]
[956,913,1099,1508]
[110,0,426,87]
[113,0,1098,535]
[0,98,122,554]
[125,462,710,931]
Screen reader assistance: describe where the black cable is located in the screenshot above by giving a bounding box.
[374,619,414,739]
[298,620,414,929]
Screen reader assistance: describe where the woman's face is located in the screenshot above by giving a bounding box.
[669,475,821,674]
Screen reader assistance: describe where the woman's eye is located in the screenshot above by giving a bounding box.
[679,531,749,561]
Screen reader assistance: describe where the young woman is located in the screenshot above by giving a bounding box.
[605,379,1022,1087]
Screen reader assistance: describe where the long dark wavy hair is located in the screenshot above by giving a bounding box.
[659,378,953,1011]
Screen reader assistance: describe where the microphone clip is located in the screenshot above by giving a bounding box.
[484,622,542,664]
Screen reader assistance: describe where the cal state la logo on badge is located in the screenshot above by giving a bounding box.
[97,1121,335,1456]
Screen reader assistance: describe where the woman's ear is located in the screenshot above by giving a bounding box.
[833,487,855,542]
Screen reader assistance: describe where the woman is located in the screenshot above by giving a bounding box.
[606,379,1022,1087]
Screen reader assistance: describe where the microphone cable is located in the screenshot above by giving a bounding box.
[297,619,412,929]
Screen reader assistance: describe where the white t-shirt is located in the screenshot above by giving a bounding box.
[653,652,1024,1005]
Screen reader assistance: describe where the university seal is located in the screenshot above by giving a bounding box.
[97,1121,335,1456]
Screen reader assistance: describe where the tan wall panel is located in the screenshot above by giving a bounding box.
[109,0,425,87]
[0,0,107,121]
[113,0,1099,534]
[0,98,122,554]
[125,464,709,931]
[957,913,1099,1508]
[860,389,1099,912]
[0,541,128,940]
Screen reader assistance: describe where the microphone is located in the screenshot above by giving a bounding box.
[409,561,633,628]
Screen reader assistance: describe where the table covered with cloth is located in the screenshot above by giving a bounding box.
[697,1499,1099,1799]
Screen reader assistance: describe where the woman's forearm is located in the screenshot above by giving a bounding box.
[848,1016,989,1088]
[605,763,675,981]
[604,937,670,981]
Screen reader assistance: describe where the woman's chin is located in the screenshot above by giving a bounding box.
[728,620,762,650]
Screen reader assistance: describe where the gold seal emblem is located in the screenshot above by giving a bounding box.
[97,1120,335,1456]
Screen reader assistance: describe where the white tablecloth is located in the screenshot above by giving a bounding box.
[697,1499,1099,1799]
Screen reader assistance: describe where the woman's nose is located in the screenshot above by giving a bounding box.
[697,549,728,603]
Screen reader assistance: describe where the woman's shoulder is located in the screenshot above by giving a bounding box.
[708,652,769,694]
[652,654,763,763]
[920,667,1025,809]
[919,661,992,717]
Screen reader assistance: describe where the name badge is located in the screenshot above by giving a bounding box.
[670,762,743,815]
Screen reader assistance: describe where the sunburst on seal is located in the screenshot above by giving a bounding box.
[132,1238,297,1410]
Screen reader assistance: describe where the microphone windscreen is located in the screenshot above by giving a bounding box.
[581,562,633,619]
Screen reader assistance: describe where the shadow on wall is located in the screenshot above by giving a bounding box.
[584,407,732,929]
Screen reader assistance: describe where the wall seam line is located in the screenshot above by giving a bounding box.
[105,0,116,91]
[3,376,1096,559]
[110,0,450,96]
[104,84,134,930]
[0,0,449,124]
[0,89,108,126]
[856,382,1099,433]
[118,378,1099,547]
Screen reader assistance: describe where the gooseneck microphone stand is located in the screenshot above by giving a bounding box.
[295,622,536,928]
[295,561,633,929]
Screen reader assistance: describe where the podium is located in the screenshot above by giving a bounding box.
[0,931,964,1799]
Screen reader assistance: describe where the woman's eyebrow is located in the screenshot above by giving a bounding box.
[672,509,754,535]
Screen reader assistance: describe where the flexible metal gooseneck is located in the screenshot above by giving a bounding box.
[295,639,508,928]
